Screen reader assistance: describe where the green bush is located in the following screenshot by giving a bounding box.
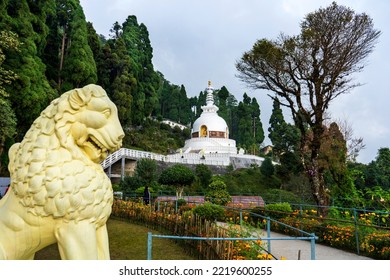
[204,178,231,206]
[252,202,293,220]
[327,207,342,219]
[362,232,390,260]
[265,202,292,212]
[192,203,225,221]
[176,198,187,207]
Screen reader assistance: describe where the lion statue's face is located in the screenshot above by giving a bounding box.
[61,85,125,163]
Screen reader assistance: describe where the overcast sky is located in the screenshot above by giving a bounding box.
[79,0,389,164]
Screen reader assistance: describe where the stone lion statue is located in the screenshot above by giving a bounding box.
[0,84,124,259]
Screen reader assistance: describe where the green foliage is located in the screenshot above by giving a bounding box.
[204,177,231,206]
[327,207,342,219]
[265,202,292,213]
[192,203,225,221]
[260,157,274,177]
[253,202,293,220]
[159,164,195,187]
[158,76,193,126]
[135,158,158,185]
[365,148,390,189]
[134,186,155,196]
[111,184,121,192]
[195,164,212,190]
[235,93,264,152]
[0,31,19,99]
[60,1,97,91]
[261,188,308,204]
[120,176,143,197]
[1,0,57,135]
[236,2,381,211]
[363,186,390,211]
[268,97,300,158]
[159,164,194,197]
[223,166,281,195]
[176,198,187,207]
[0,31,19,164]
[123,120,188,154]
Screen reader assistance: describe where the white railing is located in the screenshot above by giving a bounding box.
[101,148,166,169]
[101,147,266,170]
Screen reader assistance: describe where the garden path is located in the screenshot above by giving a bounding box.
[258,230,372,260]
[217,222,372,260]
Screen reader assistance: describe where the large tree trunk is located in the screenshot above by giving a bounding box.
[305,158,330,217]
[58,30,66,90]
[301,128,330,217]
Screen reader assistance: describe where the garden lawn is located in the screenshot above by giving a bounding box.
[34,218,196,260]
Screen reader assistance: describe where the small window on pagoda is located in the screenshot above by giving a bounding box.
[200,125,208,137]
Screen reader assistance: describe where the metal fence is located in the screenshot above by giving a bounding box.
[146,203,318,260]
[147,232,317,260]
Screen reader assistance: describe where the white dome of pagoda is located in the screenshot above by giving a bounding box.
[192,113,229,137]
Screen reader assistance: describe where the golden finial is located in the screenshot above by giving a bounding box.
[208,80,211,87]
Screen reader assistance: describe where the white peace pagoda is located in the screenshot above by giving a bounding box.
[102,81,267,174]
[181,81,238,155]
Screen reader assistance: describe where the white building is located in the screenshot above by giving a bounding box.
[102,81,268,177]
[171,81,265,169]
[181,81,238,155]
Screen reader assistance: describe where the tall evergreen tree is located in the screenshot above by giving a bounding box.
[178,85,191,125]
[104,36,135,127]
[0,30,19,168]
[121,15,159,124]
[60,0,97,91]
[226,92,238,139]
[268,98,300,158]
[250,97,265,148]
[0,0,57,136]
[236,93,264,153]
[86,22,105,86]
[215,86,229,121]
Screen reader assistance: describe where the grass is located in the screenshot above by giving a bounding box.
[34,218,196,260]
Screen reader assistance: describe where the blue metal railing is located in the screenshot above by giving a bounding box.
[224,206,318,255]
[147,202,319,260]
[147,232,317,260]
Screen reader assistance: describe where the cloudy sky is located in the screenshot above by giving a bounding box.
[79,0,389,164]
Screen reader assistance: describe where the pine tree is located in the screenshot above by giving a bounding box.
[104,37,135,127]
[0,30,19,166]
[60,0,97,91]
[268,98,301,158]
[0,0,57,136]
[250,97,265,148]
[178,85,191,125]
[236,93,264,153]
[121,15,159,124]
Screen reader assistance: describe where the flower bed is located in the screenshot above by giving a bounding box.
[111,200,272,260]
[271,209,390,259]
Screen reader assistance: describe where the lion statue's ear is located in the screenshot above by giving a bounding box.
[69,88,92,110]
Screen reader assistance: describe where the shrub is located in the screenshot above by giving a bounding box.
[361,232,390,260]
[176,198,187,207]
[192,203,225,221]
[204,178,231,206]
